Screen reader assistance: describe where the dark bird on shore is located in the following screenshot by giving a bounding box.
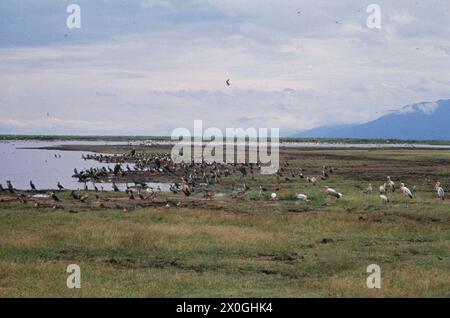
[0,183,4,192]
[226,78,231,86]
[30,180,37,191]
[238,166,247,176]
[93,184,99,192]
[50,192,60,202]
[57,182,64,190]
[113,164,121,176]
[112,182,120,192]
[6,180,14,193]
[170,184,180,194]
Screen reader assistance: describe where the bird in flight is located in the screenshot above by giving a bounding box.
[226,78,230,86]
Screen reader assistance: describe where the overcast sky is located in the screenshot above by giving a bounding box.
[1,0,450,135]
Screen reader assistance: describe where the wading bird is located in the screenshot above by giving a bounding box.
[379,194,389,203]
[435,182,445,200]
[6,180,14,193]
[182,183,191,197]
[296,193,309,202]
[112,182,120,192]
[363,183,373,194]
[400,183,413,199]
[324,186,342,199]
[57,182,64,190]
[50,192,60,202]
[386,176,396,192]
[379,183,387,195]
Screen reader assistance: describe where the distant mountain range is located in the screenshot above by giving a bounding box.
[293,99,450,140]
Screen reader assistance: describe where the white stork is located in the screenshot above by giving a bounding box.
[379,183,387,195]
[379,194,389,203]
[435,182,445,200]
[271,193,277,201]
[400,183,413,199]
[324,186,342,199]
[386,176,396,192]
[363,183,373,193]
[296,193,310,202]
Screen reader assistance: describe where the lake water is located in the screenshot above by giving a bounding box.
[0,140,170,191]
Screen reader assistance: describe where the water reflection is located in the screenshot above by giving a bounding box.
[0,141,170,191]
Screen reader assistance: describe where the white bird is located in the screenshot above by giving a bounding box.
[379,183,387,195]
[379,194,389,203]
[435,182,445,200]
[307,176,317,185]
[295,193,309,201]
[324,186,342,199]
[271,193,277,200]
[400,183,413,199]
[386,176,396,192]
[363,183,373,193]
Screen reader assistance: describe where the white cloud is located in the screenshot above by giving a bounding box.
[1,0,450,135]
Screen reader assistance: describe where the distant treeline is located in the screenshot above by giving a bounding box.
[1,134,450,145]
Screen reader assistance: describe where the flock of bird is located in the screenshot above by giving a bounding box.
[361,176,446,204]
[0,151,447,208]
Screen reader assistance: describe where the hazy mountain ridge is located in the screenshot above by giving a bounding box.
[294,99,450,140]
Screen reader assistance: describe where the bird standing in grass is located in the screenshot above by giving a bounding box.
[363,183,373,193]
[386,176,396,192]
[6,180,14,194]
[182,183,191,197]
[324,186,342,199]
[50,192,60,202]
[400,183,413,199]
[296,193,309,202]
[112,182,119,192]
[435,182,445,200]
[379,194,389,203]
[379,183,387,195]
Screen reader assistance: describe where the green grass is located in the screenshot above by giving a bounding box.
[0,147,449,297]
[1,187,449,297]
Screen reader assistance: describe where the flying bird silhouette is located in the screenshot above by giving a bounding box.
[226,78,230,86]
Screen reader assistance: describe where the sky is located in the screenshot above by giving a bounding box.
[1,0,450,136]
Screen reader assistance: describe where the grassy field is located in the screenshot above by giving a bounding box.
[0,147,449,297]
